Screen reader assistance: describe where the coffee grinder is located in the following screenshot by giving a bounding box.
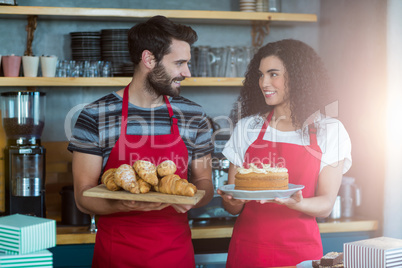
[1,91,46,217]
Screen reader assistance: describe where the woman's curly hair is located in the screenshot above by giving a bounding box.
[230,39,331,129]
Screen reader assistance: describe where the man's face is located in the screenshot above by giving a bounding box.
[146,39,192,97]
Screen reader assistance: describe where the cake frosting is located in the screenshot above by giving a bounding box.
[237,163,288,174]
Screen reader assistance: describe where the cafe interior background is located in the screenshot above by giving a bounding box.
[0,0,401,247]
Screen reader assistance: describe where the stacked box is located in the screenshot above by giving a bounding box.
[344,236,402,268]
[0,214,55,267]
[0,249,53,267]
[0,214,56,254]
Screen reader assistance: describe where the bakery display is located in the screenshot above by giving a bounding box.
[234,163,289,191]
[312,252,344,268]
[100,160,197,197]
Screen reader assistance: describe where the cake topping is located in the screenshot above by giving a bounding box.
[237,163,288,174]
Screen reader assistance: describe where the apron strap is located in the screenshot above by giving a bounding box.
[121,87,179,136]
[257,110,274,140]
[121,84,130,137]
[163,95,179,135]
[309,124,318,146]
[258,111,318,146]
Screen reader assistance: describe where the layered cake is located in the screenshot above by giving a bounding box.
[234,163,288,191]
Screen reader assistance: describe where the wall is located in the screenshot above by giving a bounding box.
[318,0,387,231]
[0,0,320,141]
[384,0,402,238]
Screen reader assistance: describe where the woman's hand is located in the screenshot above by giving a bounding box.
[217,189,248,206]
[257,190,303,207]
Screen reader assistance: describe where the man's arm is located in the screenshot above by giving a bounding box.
[170,153,214,213]
[189,153,214,208]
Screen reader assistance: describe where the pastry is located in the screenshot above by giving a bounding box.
[101,168,121,191]
[156,160,177,177]
[133,160,159,186]
[157,174,197,197]
[320,252,343,266]
[114,164,140,194]
[137,178,152,194]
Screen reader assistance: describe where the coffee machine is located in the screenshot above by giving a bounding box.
[188,132,235,220]
[1,91,46,217]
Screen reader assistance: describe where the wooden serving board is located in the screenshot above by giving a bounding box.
[83,184,205,205]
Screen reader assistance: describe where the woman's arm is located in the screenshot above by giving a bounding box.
[272,160,344,218]
[218,163,248,215]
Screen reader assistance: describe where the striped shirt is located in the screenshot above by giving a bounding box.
[67,92,214,179]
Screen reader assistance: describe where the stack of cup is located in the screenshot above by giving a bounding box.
[22,56,40,77]
[239,0,256,12]
[2,55,22,77]
[256,0,264,12]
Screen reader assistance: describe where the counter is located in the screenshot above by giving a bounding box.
[50,218,378,267]
[56,217,378,245]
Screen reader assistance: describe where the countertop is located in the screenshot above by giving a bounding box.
[56,217,378,245]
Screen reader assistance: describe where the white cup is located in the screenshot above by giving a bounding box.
[40,55,58,77]
[22,56,40,77]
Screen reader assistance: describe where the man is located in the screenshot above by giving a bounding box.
[68,16,214,268]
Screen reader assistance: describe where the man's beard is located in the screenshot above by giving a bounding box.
[146,63,185,97]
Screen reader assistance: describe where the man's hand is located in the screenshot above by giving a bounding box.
[119,200,170,212]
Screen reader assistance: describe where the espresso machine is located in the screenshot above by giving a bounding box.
[188,132,235,221]
[1,91,46,217]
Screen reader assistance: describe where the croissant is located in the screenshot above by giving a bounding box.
[114,164,140,194]
[133,160,159,186]
[101,168,121,191]
[137,178,152,194]
[157,160,177,177]
[157,174,197,197]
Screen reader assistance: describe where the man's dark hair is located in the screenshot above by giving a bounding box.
[128,15,198,67]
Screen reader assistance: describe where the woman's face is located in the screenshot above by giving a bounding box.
[258,55,289,108]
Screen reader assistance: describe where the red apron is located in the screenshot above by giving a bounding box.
[226,111,323,267]
[92,85,195,268]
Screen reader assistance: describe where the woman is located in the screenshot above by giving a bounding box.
[218,39,352,267]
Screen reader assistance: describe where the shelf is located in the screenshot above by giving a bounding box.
[0,6,317,24]
[0,77,244,87]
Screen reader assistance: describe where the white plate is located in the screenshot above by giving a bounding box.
[296,260,314,268]
[219,184,305,200]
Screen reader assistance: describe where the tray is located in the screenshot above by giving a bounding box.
[83,184,205,205]
[219,184,305,200]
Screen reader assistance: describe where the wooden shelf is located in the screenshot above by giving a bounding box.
[0,6,317,24]
[0,77,244,87]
